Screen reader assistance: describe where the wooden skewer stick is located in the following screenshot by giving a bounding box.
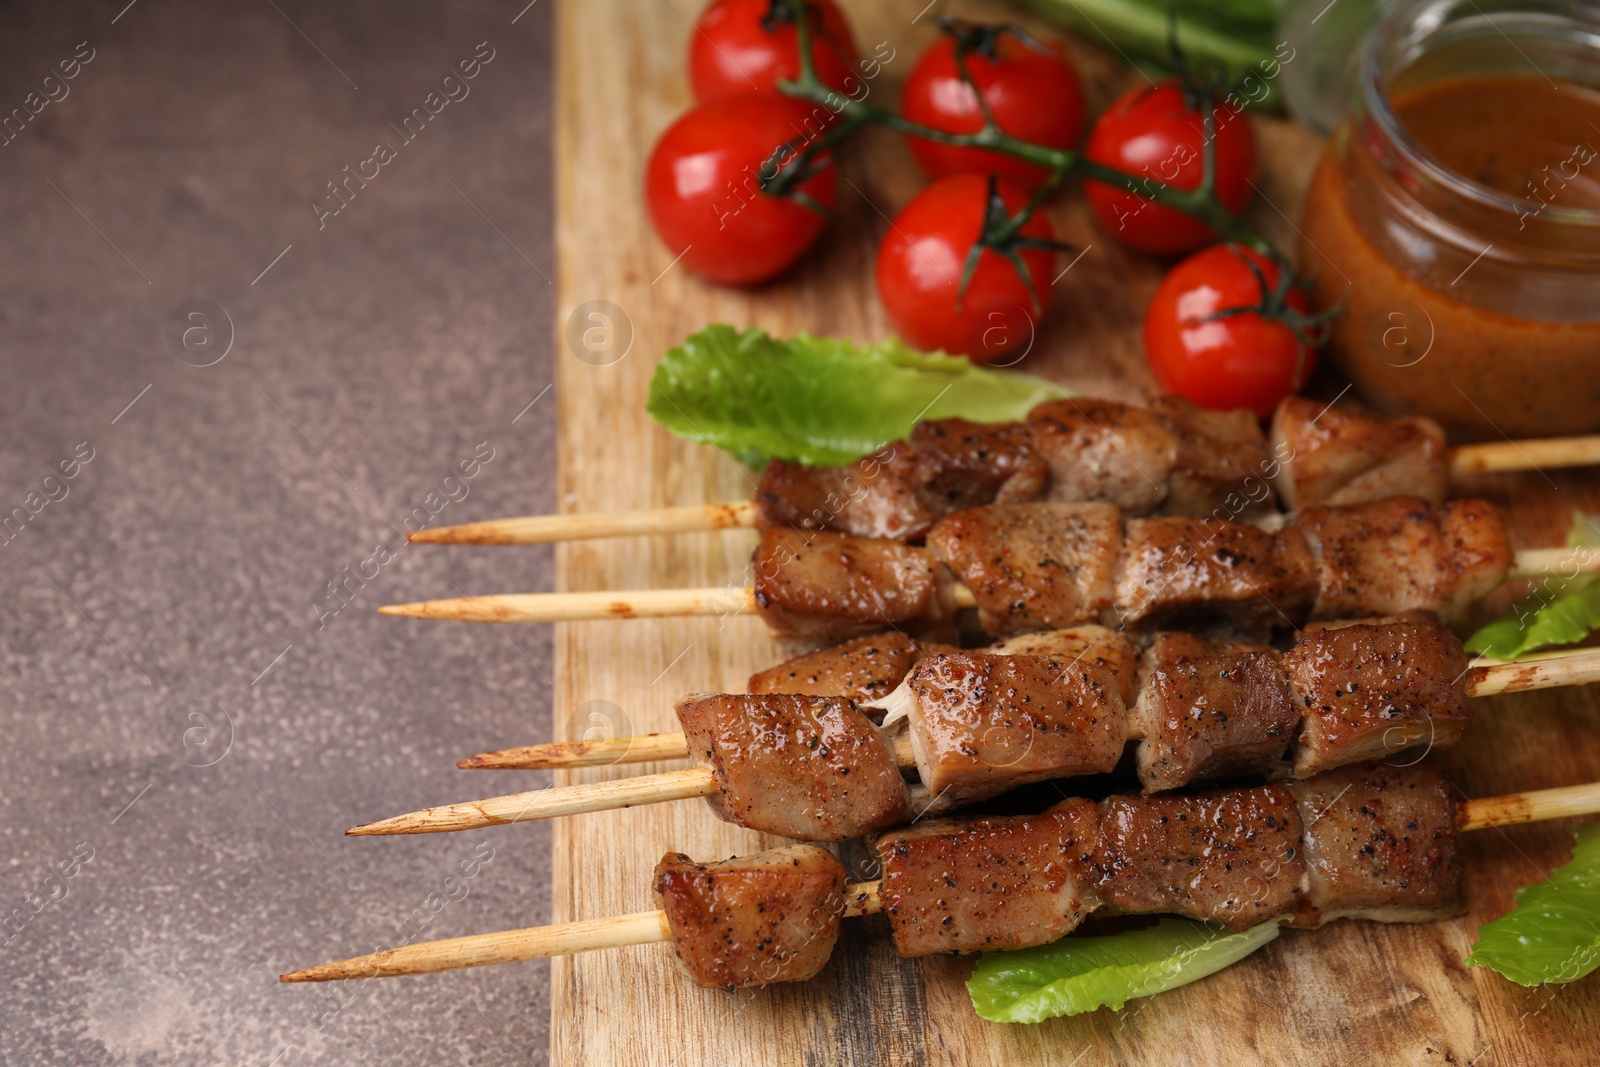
[356,650,1600,832]
[1456,780,1600,831]
[379,582,979,622]
[376,549,1598,623]
[397,436,1600,549]
[1464,650,1600,697]
[1507,546,1600,581]
[281,909,674,981]
[358,732,922,835]
[355,731,912,836]
[378,587,760,623]
[406,501,761,545]
[284,783,1599,983]
[345,766,715,836]
[458,732,692,770]
[281,883,885,983]
[1449,435,1600,476]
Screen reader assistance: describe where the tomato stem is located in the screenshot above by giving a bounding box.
[772,0,1280,261]
[1192,246,1346,352]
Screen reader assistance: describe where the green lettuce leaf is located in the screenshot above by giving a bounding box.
[1467,821,1600,986]
[646,325,1071,467]
[967,918,1283,1024]
[1465,513,1600,660]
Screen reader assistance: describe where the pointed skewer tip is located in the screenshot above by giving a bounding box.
[403,526,462,544]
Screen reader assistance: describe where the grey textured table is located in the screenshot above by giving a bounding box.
[0,3,557,1063]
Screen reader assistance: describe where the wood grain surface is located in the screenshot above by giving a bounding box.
[548,2,1600,1063]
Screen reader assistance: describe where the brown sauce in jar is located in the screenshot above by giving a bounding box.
[1301,73,1600,438]
[1396,75,1600,209]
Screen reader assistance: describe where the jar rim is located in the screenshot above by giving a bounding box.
[1360,0,1600,227]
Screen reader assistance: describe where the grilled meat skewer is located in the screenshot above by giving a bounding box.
[349,619,1600,841]
[407,394,1600,546]
[381,495,1561,642]
[283,760,1600,989]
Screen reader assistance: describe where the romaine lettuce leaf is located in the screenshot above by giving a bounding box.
[967,918,1283,1024]
[1465,513,1600,660]
[1467,821,1600,986]
[646,325,1070,467]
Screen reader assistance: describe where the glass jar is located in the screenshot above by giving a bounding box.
[1298,0,1600,439]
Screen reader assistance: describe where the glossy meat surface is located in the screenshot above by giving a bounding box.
[1028,399,1178,513]
[1270,397,1450,513]
[1133,632,1299,793]
[755,446,933,540]
[1150,396,1276,520]
[1438,499,1515,619]
[1115,516,1317,633]
[1284,614,1473,775]
[1093,784,1308,930]
[926,502,1122,635]
[747,631,952,702]
[752,527,948,641]
[1298,497,1510,624]
[676,693,909,840]
[875,800,1101,957]
[903,652,1128,803]
[655,844,847,988]
[1289,759,1463,924]
[989,625,1141,704]
[910,417,1049,515]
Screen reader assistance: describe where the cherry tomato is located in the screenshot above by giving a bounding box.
[645,94,837,286]
[1143,245,1316,418]
[689,0,861,104]
[875,173,1055,362]
[1085,80,1257,257]
[901,32,1085,191]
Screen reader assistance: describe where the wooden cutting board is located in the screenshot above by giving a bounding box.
[548,2,1600,1063]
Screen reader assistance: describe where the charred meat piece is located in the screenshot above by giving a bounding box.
[1133,632,1299,794]
[910,417,1050,515]
[655,844,847,989]
[1270,397,1450,513]
[1284,614,1473,776]
[875,799,1101,957]
[1115,516,1317,633]
[1149,396,1277,520]
[752,527,950,641]
[755,445,934,540]
[1027,399,1179,513]
[676,693,909,841]
[747,632,954,703]
[902,652,1128,804]
[1438,499,1515,621]
[926,502,1122,636]
[1289,759,1464,925]
[1300,497,1449,621]
[1298,497,1510,624]
[989,625,1142,705]
[1093,784,1308,930]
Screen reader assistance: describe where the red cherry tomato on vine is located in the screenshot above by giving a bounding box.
[1085,80,1257,257]
[901,32,1085,191]
[875,173,1055,362]
[1143,245,1316,418]
[645,93,836,286]
[689,0,861,104]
